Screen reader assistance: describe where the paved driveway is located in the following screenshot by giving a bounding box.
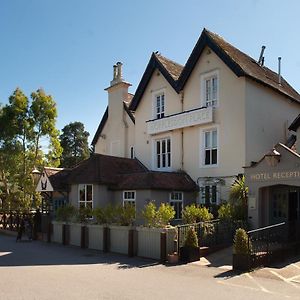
[1,233,300,299]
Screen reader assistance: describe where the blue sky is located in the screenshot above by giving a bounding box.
[1,0,300,144]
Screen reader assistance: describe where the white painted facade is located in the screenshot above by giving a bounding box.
[93,34,300,205]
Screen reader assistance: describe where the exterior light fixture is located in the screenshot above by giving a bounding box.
[265,148,281,167]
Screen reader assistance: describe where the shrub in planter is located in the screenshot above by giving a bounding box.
[182,204,213,224]
[233,228,252,271]
[119,203,135,226]
[55,204,77,222]
[180,226,200,262]
[92,207,106,224]
[142,202,175,227]
[77,206,92,224]
[142,201,157,227]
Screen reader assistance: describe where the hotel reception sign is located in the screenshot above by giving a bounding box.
[249,170,300,182]
[147,107,213,135]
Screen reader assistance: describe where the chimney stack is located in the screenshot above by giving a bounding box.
[110,61,124,86]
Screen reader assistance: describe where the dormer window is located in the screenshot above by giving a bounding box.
[201,70,219,108]
[156,93,165,119]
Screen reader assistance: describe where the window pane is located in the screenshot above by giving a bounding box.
[87,185,92,201]
[205,150,211,165]
[79,185,85,202]
[211,186,217,203]
[205,186,210,205]
[162,140,166,153]
[205,132,210,148]
[212,77,217,100]
[212,130,217,148]
[162,153,166,167]
[157,154,161,168]
[156,141,160,154]
[212,149,217,164]
[206,79,211,101]
[167,139,170,152]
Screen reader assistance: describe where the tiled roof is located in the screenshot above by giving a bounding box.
[155,53,183,81]
[67,154,147,184]
[200,29,300,103]
[130,28,300,111]
[44,167,71,191]
[47,154,198,192]
[112,171,198,191]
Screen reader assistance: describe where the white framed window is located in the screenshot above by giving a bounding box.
[169,192,183,220]
[130,146,135,159]
[199,185,220,205]
[123,190,136,208]
[155,137,171,169]
[203,129,218,166]
[201,70,219,108]
[155,93,165,119]
[78,184,93,209]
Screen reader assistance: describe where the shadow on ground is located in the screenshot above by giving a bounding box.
[0,233,159,269]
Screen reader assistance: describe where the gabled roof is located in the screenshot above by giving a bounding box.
[289,114,300,132]
[130,28,300,111]
[177,29,300,103]
[129,52,182,111]
[43,167,71,191]
[91,101,135,146]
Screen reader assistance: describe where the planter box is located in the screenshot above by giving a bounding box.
[52,221,65,243]
[232,253,251,271]
[109,225,133,255]
[180,246,200,263]
[87,224,104,251]
[136,227,177,260]
[69,223,83,247]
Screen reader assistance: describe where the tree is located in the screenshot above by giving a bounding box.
[59,121,90,168]
[0,88,62,210]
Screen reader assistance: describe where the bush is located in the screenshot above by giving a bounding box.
[156,203,175,227]
[184,226,199,248]
[233,228,252,255]
[142,201,175,227]
[142,201,157,227]
[55,204,77,222]
[92,207,106,224]
[218,203,233,221]
[77,206,92,223]
[182,204,213,224]
[119,204,135,226]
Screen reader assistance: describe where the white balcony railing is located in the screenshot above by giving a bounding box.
[146,106,213,135]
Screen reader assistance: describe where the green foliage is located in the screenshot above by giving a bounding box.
[60,122,90,168]
[142,201,175,227]
[182,204,213,224]
[184,226,199,248]
[119,203,136,226]
[56,204,77,222]
[233,228,252,255]
[156,203,175,227]
[142,201,157,227]
[77,206,92,223]
[0,88,62,210]
[229,176,248,220]
[218,203,233,221]
[92,207,106,224]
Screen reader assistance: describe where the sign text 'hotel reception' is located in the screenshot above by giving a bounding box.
[147,107,213,135]
[250,170,300,181]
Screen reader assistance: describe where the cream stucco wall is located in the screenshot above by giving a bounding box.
[94,82,135,158]
[245,80,300,165]
[134,70,181,170]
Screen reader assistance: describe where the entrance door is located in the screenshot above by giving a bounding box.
[288,191,298,222]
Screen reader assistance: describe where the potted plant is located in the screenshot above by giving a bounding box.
[179,226,200,262]
[232,228,252,271]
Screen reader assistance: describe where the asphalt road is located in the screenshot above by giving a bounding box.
[0,233,300,300]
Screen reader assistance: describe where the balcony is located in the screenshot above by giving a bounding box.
[146,106,213,135]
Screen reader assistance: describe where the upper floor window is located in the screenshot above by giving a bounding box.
[169,191,183,220]
[78,184,93,209]
[155,93,165,119]
[156,137,171,169]
[204,129,218,166]
[201,70,219,108]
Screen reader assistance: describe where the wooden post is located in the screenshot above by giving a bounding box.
[47,221,52,243]
[160,232,167,263]
[103,226,110,253]
[128,229,134,257]
[62,224,70,245]
[81,226,87,248]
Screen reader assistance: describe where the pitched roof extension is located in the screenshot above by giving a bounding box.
[289,114,300,132]
[129,28,300,111]
[44,167,71,191]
